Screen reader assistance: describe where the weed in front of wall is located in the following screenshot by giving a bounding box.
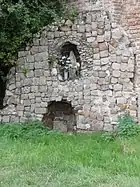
[102,112,140,141]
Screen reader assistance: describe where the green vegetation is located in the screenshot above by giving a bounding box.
[102,112,140,141]
[0,0,71,107]
[0,0,67,67]
[0,118,140,186]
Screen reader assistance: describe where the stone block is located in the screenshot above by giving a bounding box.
[11,116,19,123]
[101,58,109,65]
[129,110,137,117]
[115,91,122,97]
[22,87,30,94]
[6,90,13,97]
[102,65,109,71]
[17,111,24,117]
[97,35,104,42]
[90,90,99,96]
[35,108,46,114]
[99,43,108,51]
[97,21,104,29]
[31,99,35,104]
[31,86,38,93]
[18,51,27,58]
[87,37,95,43]
[39,46,48,53]
[127,72,134,78]
[94,60,100,66]
[24,100,31,106]
[112,70,120,77]
[86,14,92,23]
[112,28,122,40]
[92,14,96,21]
[92,22,97,30]
[97,29,104,35]
[9,84,16,91]
[39,38,48,46]
[93,48,100,54]
[20,117,27,123]
[113,84,122,91]
[105,31,111,41]
[77,122,90,130]
[117,97,126,104]
[90,83,97,90]
[122,56,129,63]
[78,25,85,32]
[35,70,43,77]
[92,40,99,48]
[53,120,67,132]
[96,113,104,121]
[29,93,35,99]
[39,76,47,85]
[34,53,43,63]
[2,116,10,123]
[98,71,106,78]
[23,79,32,86]
[30,46,39,55]
[123,82,133,91]
[101,85,109,91]
[35,92,41,97]
[104,124,113,131]
[26,71,34,78]
[92,31,97,37]
[111,77,118,84]
[86,24,92,32]
[27,55,34,63]
[105,24,111,31]
[112,63,120,70]
[91,121,103,131]
[39,86,47,92]
[17,105,24,111]
[110,54,117,62]
[98,78,107,85]
[35,97,42,103]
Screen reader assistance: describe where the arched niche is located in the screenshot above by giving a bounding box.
[42,100,76,132]
[57,42,81,81]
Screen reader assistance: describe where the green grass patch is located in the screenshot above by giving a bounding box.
[0,121,140,186]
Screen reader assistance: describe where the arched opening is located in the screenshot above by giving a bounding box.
[42,100,76,132]
[58,42,81,81]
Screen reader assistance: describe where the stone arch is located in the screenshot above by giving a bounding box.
[42,100,76,132]
[56,40,80,51]
[57,41,81,81]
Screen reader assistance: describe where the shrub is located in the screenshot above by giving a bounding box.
[0,121,50,140]
[102,112,140,141]
[117,112,140,137]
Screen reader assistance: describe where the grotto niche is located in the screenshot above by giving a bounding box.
[57,42,81,81]
[42,100,76,132]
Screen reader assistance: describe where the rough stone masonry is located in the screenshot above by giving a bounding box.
[0,0,140,132]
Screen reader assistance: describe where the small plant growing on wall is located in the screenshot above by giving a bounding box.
[22,67,29,75]
[63,6,78,23]
[69,7,78,22]
[48,55,57,68]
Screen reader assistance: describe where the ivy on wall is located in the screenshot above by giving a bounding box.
[0,0,68,68]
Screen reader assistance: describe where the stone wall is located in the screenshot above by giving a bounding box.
[105,0,140,121]
[0,0,138,131]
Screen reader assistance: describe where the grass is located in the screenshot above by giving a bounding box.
[0,122,140,186]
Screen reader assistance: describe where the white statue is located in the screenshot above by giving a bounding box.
[59,50,80,80]
[69,51,77,79]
